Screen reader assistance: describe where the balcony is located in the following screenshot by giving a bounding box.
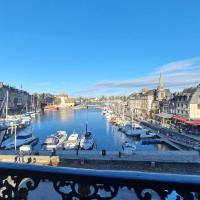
[0,162,199,200]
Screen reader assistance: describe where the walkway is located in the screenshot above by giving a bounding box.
[141,121,200,150]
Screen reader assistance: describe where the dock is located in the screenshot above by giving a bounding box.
[140,121,195,150]
[156,132,184,150]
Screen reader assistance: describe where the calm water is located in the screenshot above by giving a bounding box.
[31,108,172,151]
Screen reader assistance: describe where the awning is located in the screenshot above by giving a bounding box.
[186,120,200,126]
[173,115,200,126]
[173,115,188,123]
[156,113,173,119]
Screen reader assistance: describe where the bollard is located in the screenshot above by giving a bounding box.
[27,157,32,163]
[80,158,85,165]
[150,161,156,168]
[76,148,79,156]
[102,149,106,156]
[51,148,56,156]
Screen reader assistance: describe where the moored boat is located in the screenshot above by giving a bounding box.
[80,132,94,150]
[122,141,136,153]
[140,130,157,139]
[43,131,67,150]
[63,132,79,149]
[125,124,146,137]
[1,130,39,150]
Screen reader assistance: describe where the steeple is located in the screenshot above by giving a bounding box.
[158,72,164,90]
[157,72,165,101]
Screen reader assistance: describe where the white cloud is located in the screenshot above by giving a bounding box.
[72,56,200,97]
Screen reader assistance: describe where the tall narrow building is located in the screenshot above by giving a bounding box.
[157,72,165,101]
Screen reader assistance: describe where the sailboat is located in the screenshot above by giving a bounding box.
[80,108,95,150]
[80,124,95,150]
[63,131,79,149]
[1,128,39,150]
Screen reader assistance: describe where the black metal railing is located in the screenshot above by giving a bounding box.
[0,162,200,199]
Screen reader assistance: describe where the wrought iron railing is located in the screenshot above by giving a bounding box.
[0,162,200,200]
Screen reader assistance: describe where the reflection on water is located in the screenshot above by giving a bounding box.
[32,109,173,151]
[58,109,75,122]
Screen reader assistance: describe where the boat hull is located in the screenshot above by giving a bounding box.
[3,138,39,150]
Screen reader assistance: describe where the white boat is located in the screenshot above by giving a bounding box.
[19,145,32,154]
[105,113,112,120]
[1,130,39,150]
[63,132,79,149]
[118,122,131,132]
[140,130,157,139]
[122,142,136,153]
[101,110,106,115]
[43,131,67,150]
[125,124,146,136]
[21,116,31,127]
[80,132,94,150]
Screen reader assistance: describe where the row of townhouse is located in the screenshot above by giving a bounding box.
[126,74,200,121]
[161,85,200,120]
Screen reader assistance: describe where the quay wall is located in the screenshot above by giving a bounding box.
[0,150,200,174]
[0,150,199,163]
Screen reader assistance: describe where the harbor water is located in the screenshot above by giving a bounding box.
[31,108,172,151]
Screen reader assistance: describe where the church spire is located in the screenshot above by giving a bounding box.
[157,72,165,101]
[158,72,164,90]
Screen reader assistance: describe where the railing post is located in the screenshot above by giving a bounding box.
[78,184,90,198]
[17,188,28,200]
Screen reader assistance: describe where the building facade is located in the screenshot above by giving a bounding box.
[161,84,200,119]
[127,73,171,120]
[128,89,156,119]
[0,82,33,116]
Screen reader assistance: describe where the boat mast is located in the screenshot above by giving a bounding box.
[86,105,88,133]
[32,95,35,112]
[14,122,17,151]
[86,123,88,133]
[31,95,34,112]
[25,96,28,112]
[131,108,133,134]
[5,90,9,118]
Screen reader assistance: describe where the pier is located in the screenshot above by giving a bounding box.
[156,132,184,150]
[140,121,200,150]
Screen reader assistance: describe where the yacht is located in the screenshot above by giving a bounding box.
[63,132,79,149]
[21,116,31,127]
[140,130,157,139]
[101,110,106,115]
[80,132,94,150]
[122,141,136,153]
[125,124,146,136]
[43,131,68,150]
[1,130,39,150]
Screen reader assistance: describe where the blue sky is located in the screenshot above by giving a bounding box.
[0,0,200,97]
